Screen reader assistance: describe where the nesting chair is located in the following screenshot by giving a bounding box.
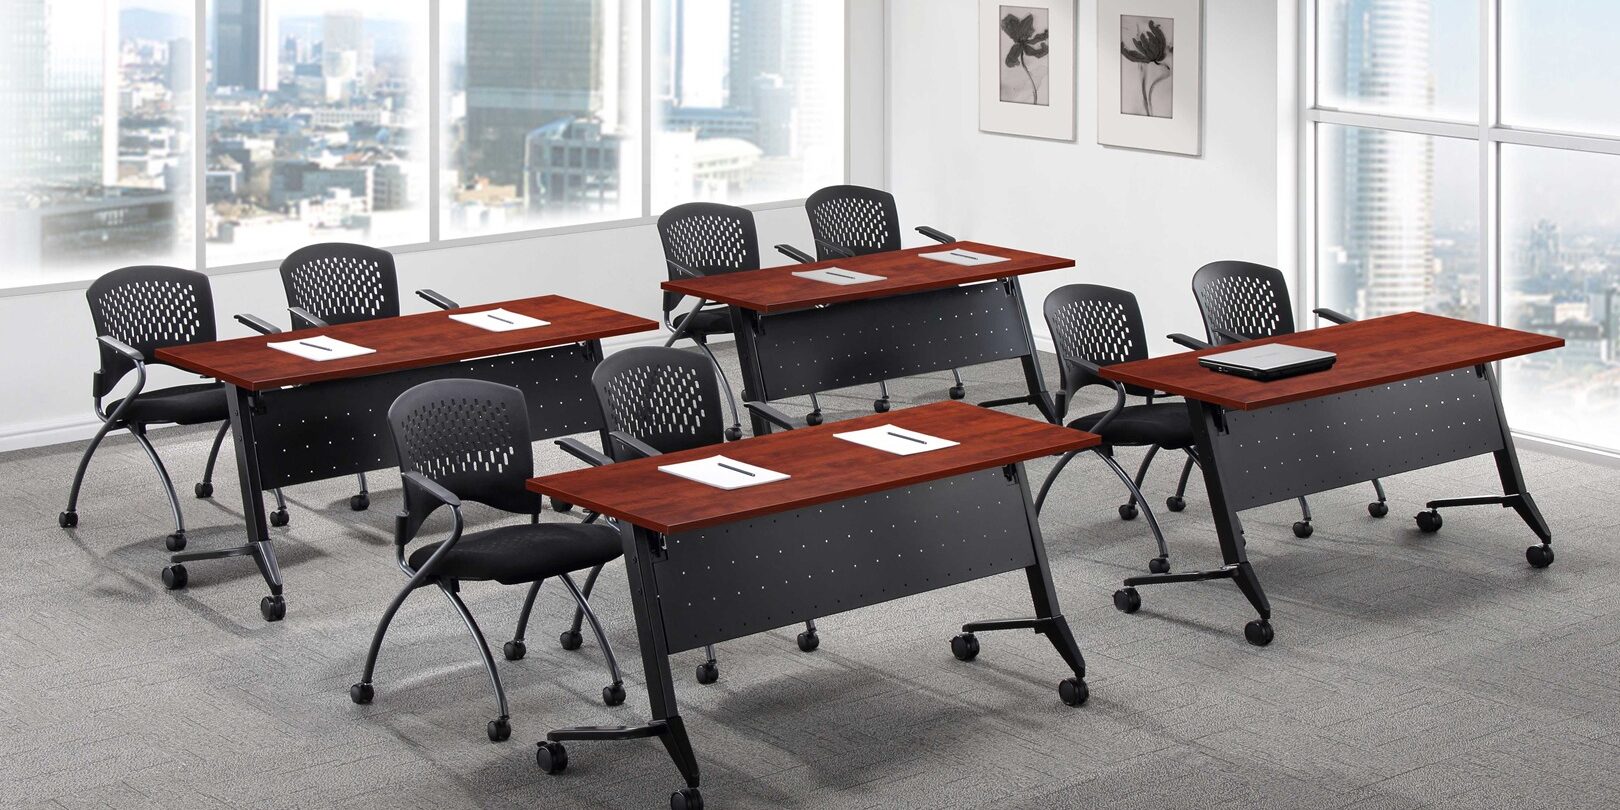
[1036,285,1189,575]
[1165,261,1388,537]
[60,266,289,556]
[350,379,626,743]
[555,346,812,686]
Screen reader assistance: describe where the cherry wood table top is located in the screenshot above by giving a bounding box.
[659,241,1073,313]
[1101,312,1564,411]
[156,295,658,391]
[527,401,1099,534]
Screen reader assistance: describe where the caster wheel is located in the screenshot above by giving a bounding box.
[950,633,980,662]
[1416,510,1443,533]
[1526,544,1555,569]
[349,682,373,704]
[671,787,704,810]
[1113,587,1141,614]
[260,595,286,622]
[166,532,187,552]
[194,482,214,499]
[1059,677,1089,707]
[1244,619,1274,647]
[536,741,568,774]
[1292,521,1314,539]
[349,493,370,511]
[269,508,289,528]
[558,629,583,651]
[161,564,188,590]
[1148,556,1170,575]
[58,510,78,529]
[1118,503,1138,521]
[550,497,574,513]
[503,640,527,661]
[695,661,719,685]
[602,682,626,706]
[949,385,966,400]
[805,411,823,427]
[874,398,891,413]
[487,717,511,743]
[796,630,819,652]
[724,426,743,441]
[1166,495,1186,512]
[1368,501,1389,518]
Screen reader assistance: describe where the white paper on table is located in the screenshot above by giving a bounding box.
[657,455,790,490]
[266,335,377,361]
[919,248,1010,266]
[833,424,960,456]
[791,267,887,286]
[448,308,551,332]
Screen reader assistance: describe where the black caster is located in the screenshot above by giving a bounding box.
[602,682,626,706]
[874,398,891,413]
[1166,495,1186,512]
[166,532,187,552]
[503,640,527,661]
[536,741,568,774]
[796,630,819,652]
[1244,619,1274,647]
[58,510,78,528]
[488,717,511,742]
[695,661,719,685]
[1118,503,1138,521]
[1368,501,1389,518]
[161,564,188,590]
[349,682,373,704]
[194,482,213,499]
[270,508,289,528]
[1292,521,1314,539]
[1058,677,1089,707]
[1526,544,1555,569]
[1113,587,1141,614]
[260,595,286,622]
[671,787,704,810]
[1416,510,1443,533]
[805,411,823,427]
[550,497,574,513]
[349,493,370,511]
[559,629,583,650]
[949,384,966,400]
[1148,556,1170,575]
[950,633,980,662]
[724,426,743,441]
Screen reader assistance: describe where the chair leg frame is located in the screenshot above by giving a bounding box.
[130,426,186,539]
[559,572,624,690]
[438,582,511,724]
[692,340,744,437]
[1036,447,1170,563]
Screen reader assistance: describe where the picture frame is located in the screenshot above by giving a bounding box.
[979,0,1077,142]
[1097,0,1203,155]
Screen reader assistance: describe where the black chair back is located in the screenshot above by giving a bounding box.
[280,242,400,329]
[656,203,761,316]
[804,184,903,259]
[591,347,726,458]
[85,265,216,398]
[1190,261,1297,345]
[1044,284,1155,406]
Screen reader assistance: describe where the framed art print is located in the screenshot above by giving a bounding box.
[1097,0,1202,155]
[980,0,1076,141]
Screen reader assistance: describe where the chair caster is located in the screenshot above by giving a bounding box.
[270,508,289,528]
[1166,495,1186,512]
[874,398,891,413]
[58,510,78,529]
[603,682,626,706]
[805,411,823,427]
[349,493,370,511]
[1113,587,1141,614]
[796,630,819,652]
[488,717,511,742]
[724,425,743,441]
[536,740,568,774]
[503,640,527,661]
[1368,501,1389,518]
[671,787,704,810]
[1244,619,1274,647]
[550,497,574,513]
[695,661,719,685]
[559,629,583,650]
[1292,521,1314,539]
[194,482,214,499]
[166,532,187,552]
[349,682,374,704]
[1118,503,1138,521]
[1526,544,1554,569]
[949,384,966,400]
[950,633,980,662]
[1058,677,1089,707]
[260,595,286,622]
[1148,556,1170,575]
[162,564,188,590]
[1415,510,1443,533]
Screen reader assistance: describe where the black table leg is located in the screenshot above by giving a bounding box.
[728,305,773,437]
[976,277,1058,423]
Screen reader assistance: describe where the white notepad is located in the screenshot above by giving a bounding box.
[657,455,790,490]
[791,267,887,286]
[834,424,960,456]
[920,248,1009,266]
[266,335,376,361]
[448,308,550,332]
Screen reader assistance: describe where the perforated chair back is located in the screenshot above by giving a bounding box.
[388,379,539,541]
[804,185,903,260]
[591,347,726,458]
[85,265,216,398]
[657,202,761,315]
[279,242,400,329]
[1191,261,1297,345]
[1044,285,1155,404]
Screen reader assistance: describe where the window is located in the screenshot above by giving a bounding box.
[1308,0,1620,456]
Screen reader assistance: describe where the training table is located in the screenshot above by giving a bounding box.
[525,400,1097,808]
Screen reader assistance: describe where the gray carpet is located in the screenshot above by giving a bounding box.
[6,345,1620,809]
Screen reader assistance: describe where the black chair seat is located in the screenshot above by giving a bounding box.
[409,521,623,585]
[109,382,226,426]
[671,307,733,338]
[1069,403,1194,450]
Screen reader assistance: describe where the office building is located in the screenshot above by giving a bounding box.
[215,0,278,92]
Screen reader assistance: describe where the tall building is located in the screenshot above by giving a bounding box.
[322,9,364,82]
[727,0,787,113]
[0,0,113,192]
[215,0,278,92]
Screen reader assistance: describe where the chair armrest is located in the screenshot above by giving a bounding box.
[1167,333,1211,350]
[402,471,461,509]
[288,306,329,329]
[915,225,956,244]
[98,335,144,362]
[1213,327,1253,345]
[1312,307,1356,325]
[416,289,460,310]
[812,239,856,259]
[744,401,796,432]
[667,258,701,279]
[234,313,282,335]
[556,437,612,467]
[774,244,816,264]
[608,431,662,462]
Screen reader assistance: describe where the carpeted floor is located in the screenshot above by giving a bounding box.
[5,345,1620,809]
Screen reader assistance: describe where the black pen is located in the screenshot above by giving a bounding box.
[487,313,514,324]
[825,270,858,280]
[717,461,756,477]
[949,250,978,261]
[300,340,332,351]
[887,431,928,444]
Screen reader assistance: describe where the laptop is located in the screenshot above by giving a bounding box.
[1198,343,1337,381]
